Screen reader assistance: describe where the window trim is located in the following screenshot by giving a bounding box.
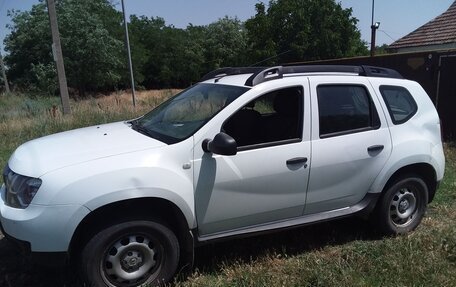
[319,127,378,139]
[237,138,302,152]
[379,85,418,125]
[316,84,381,139]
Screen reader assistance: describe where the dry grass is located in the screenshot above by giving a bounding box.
[0,90,177,169]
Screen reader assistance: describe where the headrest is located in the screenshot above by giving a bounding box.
[273,88,301,115]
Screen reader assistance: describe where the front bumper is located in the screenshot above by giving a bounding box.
[1,219,68,266]
[0,184,90,252]
[1,218,31,252]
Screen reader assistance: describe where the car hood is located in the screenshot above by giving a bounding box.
[8,121,166,177]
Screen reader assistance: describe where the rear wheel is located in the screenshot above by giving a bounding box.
[81,220,179,287]
[375,175,429,235]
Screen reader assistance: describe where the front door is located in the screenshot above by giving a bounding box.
[193,85,311,236]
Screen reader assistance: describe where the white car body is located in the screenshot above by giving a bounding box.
[0,65,445,286]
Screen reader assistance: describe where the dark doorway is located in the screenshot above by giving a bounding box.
[437,55,456,140]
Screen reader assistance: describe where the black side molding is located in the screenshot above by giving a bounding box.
[196,193,380,245]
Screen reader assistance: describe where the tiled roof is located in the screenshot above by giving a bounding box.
[389,1,456,49]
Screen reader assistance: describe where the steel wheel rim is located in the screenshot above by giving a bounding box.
[389,187,418,226]
[101,234,163,287]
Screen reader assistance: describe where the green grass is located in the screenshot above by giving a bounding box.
[0,92,455,287]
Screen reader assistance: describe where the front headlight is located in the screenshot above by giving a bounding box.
[3,165,42,209]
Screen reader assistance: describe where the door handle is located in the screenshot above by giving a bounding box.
[367,145,384,152]
[286,157,308,165]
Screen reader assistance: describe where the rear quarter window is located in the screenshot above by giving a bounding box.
[380,85,417,124]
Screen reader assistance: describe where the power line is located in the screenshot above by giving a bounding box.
[249,50,292,67]
[379,30,397,42]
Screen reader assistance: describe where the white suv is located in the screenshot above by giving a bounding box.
[0,65,445,286]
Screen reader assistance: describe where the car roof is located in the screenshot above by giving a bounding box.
[200,65,404,88]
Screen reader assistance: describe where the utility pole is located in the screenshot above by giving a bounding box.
[0,50,10,93]
[46,0,71,114]
[121,0,136,107]
[370,0,380,57]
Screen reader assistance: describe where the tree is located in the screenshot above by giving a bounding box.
[3,0,369,94]
[4,0,124,97]
[4,3,54,92]
[57,0,124,96]
[127,16,247,89]
[245,0,368,64]
[127,16,205,89]
[375,44,390,55]
[245,3,278,66]
[202,16,249,70]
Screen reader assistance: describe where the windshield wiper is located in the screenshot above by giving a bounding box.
[130,121,155,138]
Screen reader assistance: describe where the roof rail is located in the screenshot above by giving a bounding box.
[360,65,403,79]
[245,66,284,86]
[200,67,265,82]
[201,65,404,86]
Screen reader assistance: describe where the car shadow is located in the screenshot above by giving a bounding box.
[0,217,383,286]
[0,236,81,287]
[190,216,383,274]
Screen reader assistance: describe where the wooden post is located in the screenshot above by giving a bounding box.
[121,0,136,107]
[46,0,71,114]
[0,50,10,93]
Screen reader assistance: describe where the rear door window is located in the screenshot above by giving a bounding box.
[317,85,380,138]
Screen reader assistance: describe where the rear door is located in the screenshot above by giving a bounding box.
[305,77,392,214]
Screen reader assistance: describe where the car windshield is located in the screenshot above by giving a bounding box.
[131,83,249,144]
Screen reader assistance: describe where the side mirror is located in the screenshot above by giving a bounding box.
[202,132,237,156]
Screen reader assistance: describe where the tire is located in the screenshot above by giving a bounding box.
[374,175,429,235]
[80,220,180,287]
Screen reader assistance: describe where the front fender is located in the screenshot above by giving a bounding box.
[83,187,195,229]
[34,151,196,229]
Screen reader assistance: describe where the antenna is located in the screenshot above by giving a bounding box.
[248,50,292,67]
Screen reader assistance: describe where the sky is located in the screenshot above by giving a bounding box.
[0,0,455,54]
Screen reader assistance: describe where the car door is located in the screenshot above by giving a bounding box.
[193,84,311,236]
[305,77,392,214]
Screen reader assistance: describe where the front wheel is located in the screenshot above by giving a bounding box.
[374,175,429,235]
[80,220,180,287]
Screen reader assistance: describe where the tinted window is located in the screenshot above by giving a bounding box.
[380,85,417,124]
[317,85,380,137]
[223,87,303,149]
